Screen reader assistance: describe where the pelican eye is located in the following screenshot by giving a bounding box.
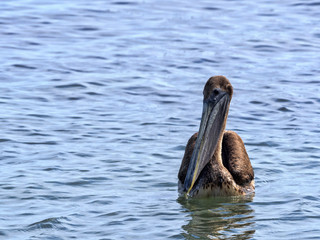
[207,89,219,103]
[213,89,219,95]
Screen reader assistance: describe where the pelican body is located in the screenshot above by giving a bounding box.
[178,76,254,197]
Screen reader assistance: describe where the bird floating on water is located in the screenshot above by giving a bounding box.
[178,76,254,197]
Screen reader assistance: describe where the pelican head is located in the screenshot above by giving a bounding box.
[184,76,233,194]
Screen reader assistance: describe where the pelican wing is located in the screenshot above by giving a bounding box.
[222,131,254,186]
[178,132,198,184]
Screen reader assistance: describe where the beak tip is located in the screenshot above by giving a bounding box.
[184,177,194,195]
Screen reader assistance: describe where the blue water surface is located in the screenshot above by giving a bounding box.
[1,0,320,239]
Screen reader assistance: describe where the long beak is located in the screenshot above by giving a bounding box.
[184,90,230,195]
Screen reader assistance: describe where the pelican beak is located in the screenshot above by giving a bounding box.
[184,89,230,195]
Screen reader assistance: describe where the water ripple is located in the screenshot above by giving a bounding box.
[26,217,69,231]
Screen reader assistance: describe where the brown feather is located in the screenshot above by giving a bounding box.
[178,132,198,184]
[222,131,254,186]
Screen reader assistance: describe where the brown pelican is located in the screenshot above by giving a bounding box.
[178,76,254,197]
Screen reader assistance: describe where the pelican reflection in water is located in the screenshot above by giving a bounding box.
[178,76,254,197]
[178,196,255,239]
